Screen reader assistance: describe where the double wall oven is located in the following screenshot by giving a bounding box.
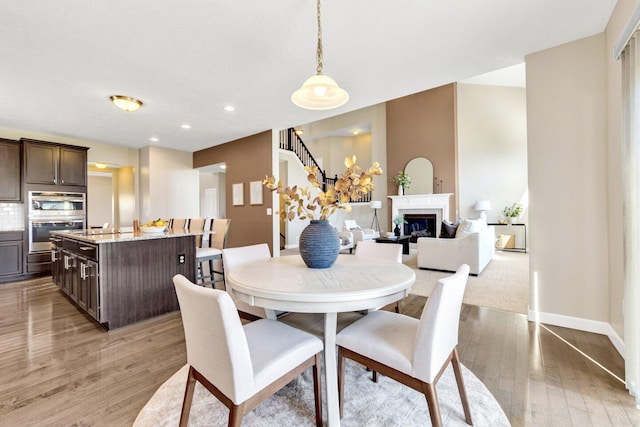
[28,191,86,252]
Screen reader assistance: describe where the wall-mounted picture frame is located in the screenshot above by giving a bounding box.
[250,181,263,205]
[232,183,244,206]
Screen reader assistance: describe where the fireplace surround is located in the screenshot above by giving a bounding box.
[388,194,453,237]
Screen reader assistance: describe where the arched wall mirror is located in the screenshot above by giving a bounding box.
[404,157,434,195]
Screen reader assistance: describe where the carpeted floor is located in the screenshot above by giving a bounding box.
[403,249,529,314]
[282,246,530,315]
[134,359,509,426]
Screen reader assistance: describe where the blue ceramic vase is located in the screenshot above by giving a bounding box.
[299,220,340,268]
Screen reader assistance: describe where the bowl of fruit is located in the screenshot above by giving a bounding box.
[140,219,168,233]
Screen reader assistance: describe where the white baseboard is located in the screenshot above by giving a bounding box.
[284,244,299,249]
[528,309,625,358]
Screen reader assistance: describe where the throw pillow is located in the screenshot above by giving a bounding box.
[439,220,460,238]
[455,218,484,238]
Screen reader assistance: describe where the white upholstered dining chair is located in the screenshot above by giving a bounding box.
[222,243,273,321]
[173,274,323,427]
[355,241,403,314]
[336,264,473,427]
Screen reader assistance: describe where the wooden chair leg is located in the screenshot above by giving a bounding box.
[372,370,379,383]
[179,366,197,427]
[422,381,443,427]
[395,301,400,313]
[452,348,473,425]
[228,402,245,427]
[338,347,345,418]
[312,353,323,427]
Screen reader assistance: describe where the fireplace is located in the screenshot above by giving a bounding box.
[388,193,452,238]
[404,214,437,242]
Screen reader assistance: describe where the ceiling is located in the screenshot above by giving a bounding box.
[0,1,615,153]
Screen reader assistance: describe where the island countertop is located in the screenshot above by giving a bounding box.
[50,228,200,244]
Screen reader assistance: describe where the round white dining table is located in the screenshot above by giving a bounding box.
[226,254,416,427]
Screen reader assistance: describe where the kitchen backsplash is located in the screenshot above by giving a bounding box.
[0,203,24,230]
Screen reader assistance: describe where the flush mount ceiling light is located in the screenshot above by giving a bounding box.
[291,0,348,110]
[109,95,143,112]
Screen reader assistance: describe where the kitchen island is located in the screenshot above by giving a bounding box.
[50,229,196,330]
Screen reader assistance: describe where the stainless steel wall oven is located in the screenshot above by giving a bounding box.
[28,191,86,252]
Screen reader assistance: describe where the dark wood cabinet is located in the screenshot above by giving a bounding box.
[0,139,22,201]
[23,139,88,187]
[78,258,99,320]
[52,238,100,321]
[51,238,64,289]
[0,232,23,277]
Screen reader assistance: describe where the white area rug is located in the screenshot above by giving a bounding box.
[405,250,529,314]
[134,359,509,426]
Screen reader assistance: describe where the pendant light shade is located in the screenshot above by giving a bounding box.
[292,74,349,110]
[292,0,348,110]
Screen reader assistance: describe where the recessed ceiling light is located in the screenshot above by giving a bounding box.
[110,95,143,112]
[181,124,191,129]
[220,164,227,169]
[223,105,235,112]
[149,137,159,142]
[95,163,107,169]
[352,130,360,135]
[295,129,304,136]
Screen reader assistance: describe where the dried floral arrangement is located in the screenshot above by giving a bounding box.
[263,156,382,221]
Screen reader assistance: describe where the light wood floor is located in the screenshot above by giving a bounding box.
[0,277,638,426]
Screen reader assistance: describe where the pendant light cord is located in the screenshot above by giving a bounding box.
[316,0,323,75]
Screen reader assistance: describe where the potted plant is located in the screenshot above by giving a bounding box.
[392,215,407,236]
[391,171,411,195]
[264,156,382,268]
[502,203,523,224]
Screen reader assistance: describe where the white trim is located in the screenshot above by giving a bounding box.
[614,1,640,60]
[528,309,624,358]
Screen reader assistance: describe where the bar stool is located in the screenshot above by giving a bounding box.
[196,218,230,288]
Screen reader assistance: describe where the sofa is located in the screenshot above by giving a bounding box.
[417,225,495,275]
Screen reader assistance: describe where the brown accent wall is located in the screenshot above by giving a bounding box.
[386,83,458,221]
[193,131,273,252]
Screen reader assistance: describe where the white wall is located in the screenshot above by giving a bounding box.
[296,104,389,230]
[457,84,528,228]
[139,146,199,222]
[87,174,113,227]
[526,34,609,323]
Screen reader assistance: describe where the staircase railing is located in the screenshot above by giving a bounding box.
[279,128,371,203]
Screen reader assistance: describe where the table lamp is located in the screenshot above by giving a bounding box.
[474,200,491,220]
[370,200,382,232]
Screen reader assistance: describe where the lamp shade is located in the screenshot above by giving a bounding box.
[474,200,491,211]
[370,200,382,209]
[291,74,349,110]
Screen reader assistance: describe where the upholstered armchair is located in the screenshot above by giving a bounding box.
[337,229,355,253]
[343,219,379,245]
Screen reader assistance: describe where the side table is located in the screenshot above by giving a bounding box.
[488,223,527,252]
[374,235,410,255]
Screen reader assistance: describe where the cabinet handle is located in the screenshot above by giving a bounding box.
[79,246,94,251]
[80,263,86,279]
[61,179,64,184]
[51,250,57,262]
[64,255,69,269]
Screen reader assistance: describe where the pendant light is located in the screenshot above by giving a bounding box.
[291,0,349,110]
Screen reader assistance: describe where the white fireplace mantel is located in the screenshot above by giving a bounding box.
[388,194,453,237]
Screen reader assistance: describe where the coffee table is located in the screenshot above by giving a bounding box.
[374,235,410,254]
